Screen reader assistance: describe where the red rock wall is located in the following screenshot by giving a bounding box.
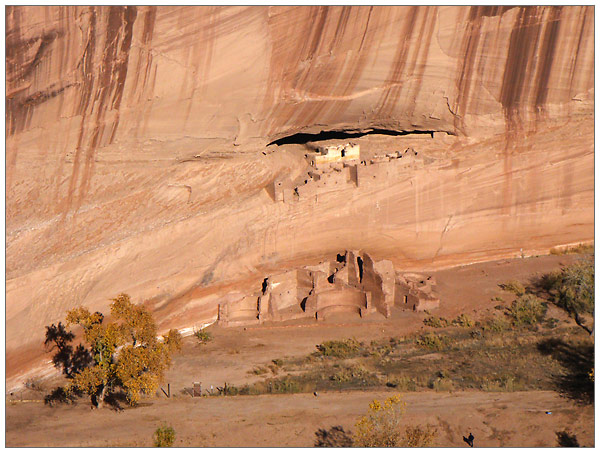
[5,6,594,387]
[6,6,593,145]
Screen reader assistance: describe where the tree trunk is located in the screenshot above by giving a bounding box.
[574,311,593,335]
[92,384,108,408]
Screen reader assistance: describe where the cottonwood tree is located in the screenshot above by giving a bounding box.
[48,293,181,407]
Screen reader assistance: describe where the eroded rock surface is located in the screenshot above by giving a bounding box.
[5,6,594,388]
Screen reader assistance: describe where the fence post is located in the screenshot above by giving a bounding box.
[193,382,202,397]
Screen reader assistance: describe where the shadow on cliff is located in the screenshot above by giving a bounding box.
[267,128,435,146]
[537,337,594,405]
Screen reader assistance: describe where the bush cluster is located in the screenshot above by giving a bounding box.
[154,425,175,447]
[499,281,526,296]
[315,338,362,358]
[194,330,213,345]
[416,333,449,350]
[507,294,547,327]
[423,316,449,328]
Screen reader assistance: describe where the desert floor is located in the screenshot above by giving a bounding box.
[6,253,594,447]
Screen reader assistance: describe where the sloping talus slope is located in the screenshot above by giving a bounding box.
[5,6,593,387]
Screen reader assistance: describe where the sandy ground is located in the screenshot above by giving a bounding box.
[5,390,593,447]
[5,253,593,447]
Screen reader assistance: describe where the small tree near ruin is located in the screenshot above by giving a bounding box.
[555,257,594,335]
[47,293,181,408]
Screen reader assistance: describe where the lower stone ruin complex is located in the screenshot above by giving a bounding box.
[217,250,439,326]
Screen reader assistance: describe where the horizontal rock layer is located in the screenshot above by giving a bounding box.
[5,6,594,387]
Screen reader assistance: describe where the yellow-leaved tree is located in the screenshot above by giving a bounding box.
[354,395,436,447]
[54,294,181,407]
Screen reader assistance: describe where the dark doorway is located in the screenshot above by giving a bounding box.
[357,256,364,283]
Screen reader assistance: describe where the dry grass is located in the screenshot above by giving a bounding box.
[549,243,593,255]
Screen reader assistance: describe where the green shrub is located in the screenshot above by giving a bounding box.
[330,365,378,386]
[423,316,449,328]
[499,281,526,296]
[266,376,301,394]
[222,383,239,396]
[479,375,523,392]
[251,366,268,375]
[370,344,392,361]
[194,330,213,344]
[537,270,563,292]
[507,294,547,326]
[402,425,437,447]
[237,384,257,396]
[387,376,418,391]
[429,376,454,392]
[555,257,594,321]
[315,338,362,358]
[452,314,474,328]
[483,315,510,332]
[416,333,448,350]
[154,425,176,447]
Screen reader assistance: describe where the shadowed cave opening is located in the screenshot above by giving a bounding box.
[357,256,364,283]
[267,128,438,146]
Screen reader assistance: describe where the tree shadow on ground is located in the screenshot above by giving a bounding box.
[45,386,128,411]
[103,389,129,411]
[526,273,559,300]
[537,338,594,405]
[314,426,354,447]
[44,386,78,406]
[556,430,580,447]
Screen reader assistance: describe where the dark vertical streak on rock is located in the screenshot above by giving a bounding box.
[142,6,157,45]
[407,7,436,118]
[307,6,329,60]
[78,6,137,206]
[330,5,351,52]
[77,7,97,116]
[499,6,541,130]
[568,7,589,96]
[358,6,373,52]
[376,6,418,118]
[62,7,97,219]
[319,6,380,126]
[109,6,137,143]
[131,6,157,139]
[111,6,137,113]
[453,7,483,134]
[453,6,516,134]
[534,7,562,111]
[6,8,65,137]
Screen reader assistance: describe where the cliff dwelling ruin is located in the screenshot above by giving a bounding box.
[217,250,439,326]
[269,131,449,203]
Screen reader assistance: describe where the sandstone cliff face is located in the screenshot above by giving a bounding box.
[5,6,593,387]
[6,6,593,145]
